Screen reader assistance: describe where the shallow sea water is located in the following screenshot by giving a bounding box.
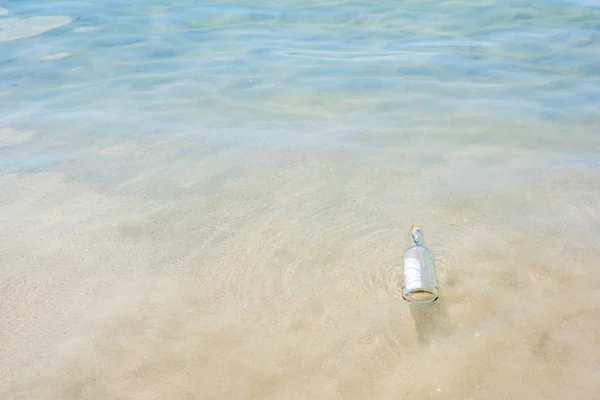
[1,1,600,398]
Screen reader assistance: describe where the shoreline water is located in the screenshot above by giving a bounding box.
[2,0,600,397]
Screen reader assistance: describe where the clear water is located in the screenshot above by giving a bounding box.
[2,1,600,398]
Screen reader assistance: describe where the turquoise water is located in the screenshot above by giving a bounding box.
[2,1,600,398]
[2,1,600,148]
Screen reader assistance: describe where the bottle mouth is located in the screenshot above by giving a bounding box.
[402,288,438,303]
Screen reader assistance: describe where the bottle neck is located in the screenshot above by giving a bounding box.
[409,225,425,246]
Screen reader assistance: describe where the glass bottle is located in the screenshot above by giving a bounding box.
[402,225,438,303]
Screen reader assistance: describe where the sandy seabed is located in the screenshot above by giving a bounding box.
[2,128,599,399]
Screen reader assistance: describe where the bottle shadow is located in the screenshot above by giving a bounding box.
[408,297,453,346]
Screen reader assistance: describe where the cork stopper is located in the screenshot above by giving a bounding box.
[409,225,424,245]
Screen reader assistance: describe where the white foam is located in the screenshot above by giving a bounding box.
[73,26,99,33]
[0,7,9,16]
[0,16,72,43]
[41,52,71,61]
[0,127,33,147]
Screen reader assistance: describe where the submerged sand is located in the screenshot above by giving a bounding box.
[1,130,599,399]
